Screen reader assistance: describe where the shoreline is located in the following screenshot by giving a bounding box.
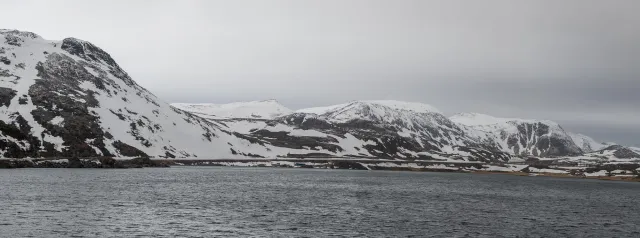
[2,157,639,182]
[471,170,640,182]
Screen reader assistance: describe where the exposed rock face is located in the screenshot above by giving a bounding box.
[595,145,640,159]
[507,122,582,156]
[0,87,16,107]
[613,148,640,159]
[31,53,110,157]
[451,113,582,157]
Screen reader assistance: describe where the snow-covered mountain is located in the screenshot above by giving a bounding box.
[205,101,513,162]
[297,100,442,121]
[172,100,292,120]
[0,30,507,161]
[558,145,640,165]
[0,29,634,163]
[0,29,281,158]
[294,101,490,153]
[567,132,607,152]
[589,145,640,159]
[450,113,582,157]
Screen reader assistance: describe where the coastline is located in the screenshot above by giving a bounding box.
[0,157,170,169]
[471,170,640,182]
[3,157,638,182]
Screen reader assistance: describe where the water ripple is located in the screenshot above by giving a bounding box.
[1,167,639,237]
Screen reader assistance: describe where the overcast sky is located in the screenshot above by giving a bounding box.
[2,0,639,145]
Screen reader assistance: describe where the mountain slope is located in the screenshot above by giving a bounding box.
[450,113,583,157]
[0,29,279,158]
[579,145,640,161]
[568,132,607,152]
[172,100,292,120]
[206,101,512,162]
[297,101,472,149]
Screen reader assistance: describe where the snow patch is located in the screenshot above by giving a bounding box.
[172,100,292,119]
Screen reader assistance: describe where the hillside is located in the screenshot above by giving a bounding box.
[0,29,278,158]
[450,113,583,157]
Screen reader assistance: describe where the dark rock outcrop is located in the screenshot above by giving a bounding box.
[0,87,16,107]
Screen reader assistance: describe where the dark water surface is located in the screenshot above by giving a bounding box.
[1,167,640,237]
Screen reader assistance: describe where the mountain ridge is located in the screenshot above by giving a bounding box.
[172,99,292,120]
[180,99,634,160]
[1,29,636,163]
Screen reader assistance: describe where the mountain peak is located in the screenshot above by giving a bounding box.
[568,132,606,152]
[61,37,120,67]
[357,100,442,114]
[450,113,505,126]
[0,29,42,39]
[1,29,48,49]
[297,100,441,116]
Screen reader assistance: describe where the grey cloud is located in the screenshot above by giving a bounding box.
[1,0,638,144]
